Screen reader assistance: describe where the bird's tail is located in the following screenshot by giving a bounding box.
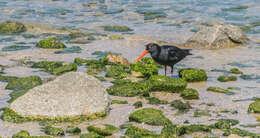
[183,49,192,55]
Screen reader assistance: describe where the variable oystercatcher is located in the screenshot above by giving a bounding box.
[136,43,192,77]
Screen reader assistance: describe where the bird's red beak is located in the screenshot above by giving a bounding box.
[136,50,149,62]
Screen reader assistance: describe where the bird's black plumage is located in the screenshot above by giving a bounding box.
[144,43,192,76]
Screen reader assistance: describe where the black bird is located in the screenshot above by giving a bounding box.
[136,43,192,77]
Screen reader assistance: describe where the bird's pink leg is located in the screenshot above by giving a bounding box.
[164,65,167,76]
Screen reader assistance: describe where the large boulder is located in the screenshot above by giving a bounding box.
[9,72,109,117]
[185,23,249,49]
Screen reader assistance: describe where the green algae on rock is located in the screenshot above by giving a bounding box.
[210,119,239,129]
[128,108,171,126]
[223,128,260,137]
[130,57,161,78]
[103,25,133,32]
[87,124,119,136]
[32,61,63,72]
[80,132,104,138]
[111,100,128,104]
[178,68,207,82]
[0,74,18,82]
[147,75,187,93]
[109,35,124,40]
[1,107,107,124]
[36,37,66,49]
[5,75,42,90]
[207,87,231,94]
[12,130,30,138]
[66,127,81,135]
[170,100,191,112]
[107,81,149,97]
[43,126,64,136]
[51,63,77,75]
[0,21,26,34]
[105,64,131,79]
[180,88,199,100]
[248,99,260,113]
[161,124,185,137]
[8,89,30,103]
[181,124,211,134]
[125,126,159,137]
[146,97,168,105]
[54,46,82,54]
[217,75,237,82]
[193,110,211,117]
[229,68,243,74]
[2,45,31,52]
[133,101,143,108]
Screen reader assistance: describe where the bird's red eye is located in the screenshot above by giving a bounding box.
[148,46,151,49]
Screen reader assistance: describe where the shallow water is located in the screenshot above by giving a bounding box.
[0,0,260,137]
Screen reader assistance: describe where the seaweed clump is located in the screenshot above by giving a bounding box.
[43,126,65,136]
[36,37,66,49]
[125,126,159,137]
[66,127,81,135]
[170,100,192,113]
[130,57,160,78]
[178,68,207,82]
[207,86,231,94]
[105,64,131,79]
[229,68,243,74]
[87,124,119,136]
[146,97,168,105]
[128,108,171,126]
[133,101,143,108]
[5,75,42,90]
[180,88,199,100]
[0,21,26,34]
[217,75,237,82]
[111,100,128,104]
[147,75,187,93]
[103,25,133,32]
[107,80,149,97]
[248,99,260,113]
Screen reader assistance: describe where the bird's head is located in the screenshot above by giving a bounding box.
[136,43,160,62]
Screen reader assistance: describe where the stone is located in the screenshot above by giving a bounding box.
[9,72,109,117]
[106,53,129,66]
[185,23,249,49]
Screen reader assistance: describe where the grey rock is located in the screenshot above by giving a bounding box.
[185,23,249,49]
[10,72,109,117]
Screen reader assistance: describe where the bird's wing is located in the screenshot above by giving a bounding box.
[167,46,185,61]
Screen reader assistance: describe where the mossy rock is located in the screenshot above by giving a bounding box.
[103,25,133,32]
[147,75,187,93]
[130,57,161,78]
[133,101,142,108]
[146,97,168,105]
[223,128,259,137]
[178,68,207,82]
[182,124,211,134]
[43,126,64,136]
[31,61,63,73]
[1,107,107,124]
[0,21,26,34]
[229,68,243,74]
[5,76,42,90]
[87,124,119,136]
[170,100,191,112]
[109,35,124,40]
[12,130,30,138]
[193,110,211,117]
[87,63,106,75]
[217,75,237,82]
[80,132,104,138]
[161,124,185,137]
[36,37,66,49]
[210,119,239,129]
[66,127,81,135]
[111,100,128,104]
[107,81,149,97]
[105,64,131,79]
[125,126,159,138]
[180,88,199,100]
[8,89,30,103]
[207,87,231,94]
[248,99,260,113]
[128,108,171,126]
[0,74,18,82]
[51,64,77,75]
